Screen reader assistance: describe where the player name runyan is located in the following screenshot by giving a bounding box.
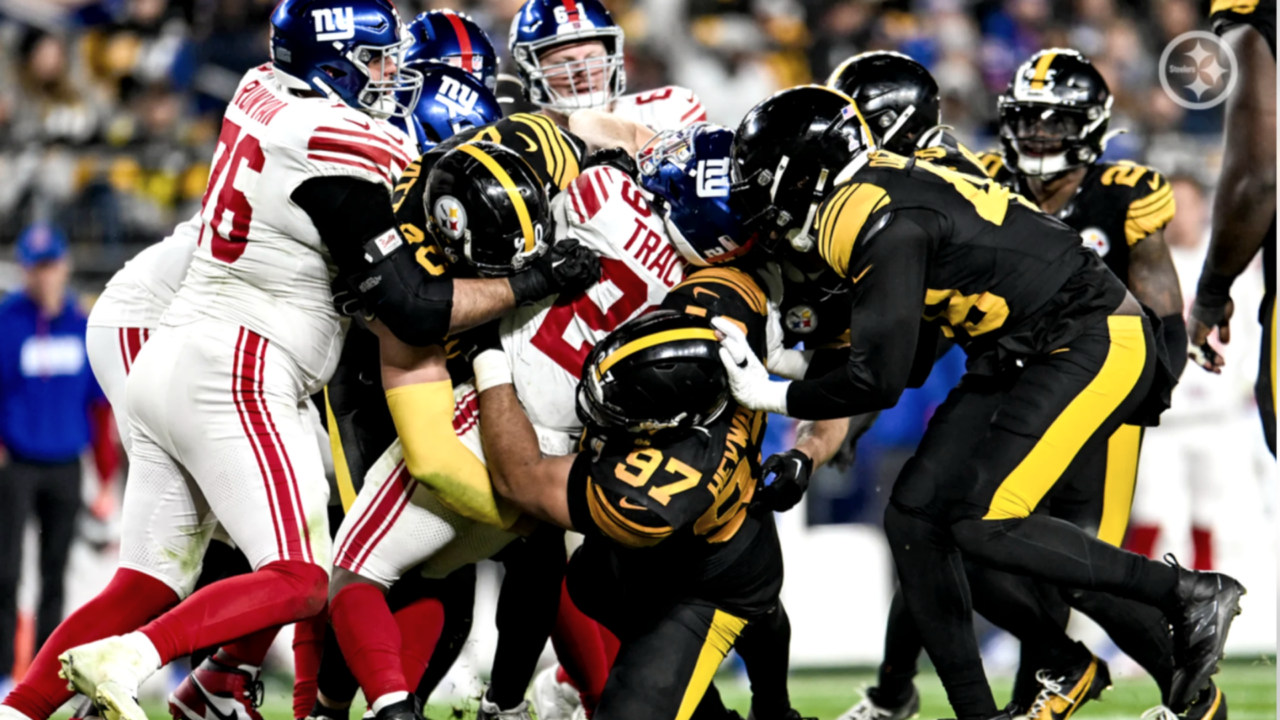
[233,79,287,126]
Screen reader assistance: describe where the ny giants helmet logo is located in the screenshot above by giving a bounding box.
[436,75,479,116]
[312,7,355,41]
[433,196,468,241]
[695,158,731,198]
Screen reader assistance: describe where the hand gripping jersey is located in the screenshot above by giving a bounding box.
[501,166,688,453]
[1212,0,1276,57]
[163,64,414,394]
[611,86,708,131]
[566,265,782,615]
[817,150,1127,368]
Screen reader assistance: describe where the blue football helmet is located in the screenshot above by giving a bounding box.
[413,65,503,147]
[638,123,756,266]
[508,0,625,113]
[270,0,422,119]
[404,11,498,93]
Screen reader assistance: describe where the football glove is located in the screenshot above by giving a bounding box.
[508,237,602,305]
[712,316,790,415]
[582,147,639,179]
[757,448,813,512]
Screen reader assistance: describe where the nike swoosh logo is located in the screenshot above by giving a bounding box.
[693,287,720,300]
[618,497,647,511]
[850,264,873,283]
[516,131,538,153]
[190,676,243,720]
[344,118,371,131]
[1148,176,1161,190]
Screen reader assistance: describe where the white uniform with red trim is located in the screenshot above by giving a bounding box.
[86,212,201,451]
[501,165,687,454]
[118,64,413,596]
[610,86,707,132]
[330,167,687,583]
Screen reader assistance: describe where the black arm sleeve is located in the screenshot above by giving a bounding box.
[1160,311,1189,380]
[785,212,932,420]
[292,176,454,347]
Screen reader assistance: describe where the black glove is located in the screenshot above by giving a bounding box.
[582,147,639,179]
[755,449,814,513]
[508,237,602,305]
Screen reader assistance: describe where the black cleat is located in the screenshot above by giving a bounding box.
[372,700,419,720]
[1024,653,1112,720]
[837,686,920,720]
[1165,557,1246,713]
[1139,681,1227,720]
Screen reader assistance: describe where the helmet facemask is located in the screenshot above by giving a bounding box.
[999,100,1109,177]
[347,37,423,118]
[514,31,625,113]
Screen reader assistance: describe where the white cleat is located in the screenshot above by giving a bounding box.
[530,666,581,720]
[58,636,158,720]
[837,687,920,720]
[476,697,533,720]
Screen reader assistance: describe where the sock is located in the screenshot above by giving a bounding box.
[121,632,163,675]
[370,693,409,716]
[393,597,445,691]
[220,627,280,669]
[550,581,611,717]
[329,584,409,704]
[293,606,328,719]
[4,569,178,720]
[1125,523,1161,559]
[141,560,326,666]
[1191,526,1214,571]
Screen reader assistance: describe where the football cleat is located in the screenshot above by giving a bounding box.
[371,699,416,720]
[168,653,265,720]
[530,666,581,720]
[837,686,920,720]
[1141,682,1228,720]
[1165,558,1246,713]
[70,696,103,720]
[476,696,533,720]
[1024,654,1111,720]
[58,636,155,720]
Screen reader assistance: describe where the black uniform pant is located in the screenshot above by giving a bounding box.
[1257,290,1275,456]
[567,545,791,720]
[0,458,82,674]
[883,315,1182,720]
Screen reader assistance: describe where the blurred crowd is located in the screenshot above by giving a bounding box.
[0,0,1229,271]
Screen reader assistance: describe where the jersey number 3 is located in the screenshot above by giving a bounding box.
[202,119,265,264]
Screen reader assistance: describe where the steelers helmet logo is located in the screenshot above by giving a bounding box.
[433,196,468,241]
[1079,227,1110,257]
[785,305,818,334]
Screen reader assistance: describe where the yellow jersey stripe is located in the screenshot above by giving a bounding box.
[1125,197,1176,244]
[1211,0,1258,13]
[457,143,536,252]
[597,328,720,378]
[586,481,671,547]
[819,184,860,267]
[821,183,891,278]
[324,388,358,513]
[514,114,562,188]
[674,610,749,720]
[680,267,768,315]
[984,316,1148,520]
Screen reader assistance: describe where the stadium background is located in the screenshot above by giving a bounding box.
[0,0,1273,716]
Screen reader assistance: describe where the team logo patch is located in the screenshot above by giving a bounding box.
[1080,227,1110,257]
[785,305,818,334]
[312,7,355,41]
[433,196,468,241]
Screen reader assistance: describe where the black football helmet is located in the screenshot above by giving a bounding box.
[577,310,728,434]
[998,48,1112,178]
[730,85,874,254]
[826,51,941,155]
[425,141,551,277]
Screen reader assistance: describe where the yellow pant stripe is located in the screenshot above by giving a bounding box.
[675,610,748,720]
[985,316,1148,520]
[1098,424,1142,546]
[324,387,358,513]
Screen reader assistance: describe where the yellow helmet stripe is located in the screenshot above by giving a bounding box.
[1030,52,1058,89]
[596,328,720,379]
[457,143,536,252]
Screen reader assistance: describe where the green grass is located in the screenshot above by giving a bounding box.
[116,660,1276,720]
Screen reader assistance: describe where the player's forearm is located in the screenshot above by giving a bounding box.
[1129,232,1184,318]
[569,109,656,154]
[373,321,449,390]
[794,418,850,468]
[476,381,544,500]
[1200,25,1276,292]
[449,278,516,334]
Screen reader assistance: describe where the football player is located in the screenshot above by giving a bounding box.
[405,10,498,92]
[715,86,1246,720]
[1189,0,1276,456]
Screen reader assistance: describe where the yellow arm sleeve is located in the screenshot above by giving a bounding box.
[385,380,521,529]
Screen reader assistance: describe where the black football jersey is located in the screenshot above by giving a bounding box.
[912,129,989,177]
[816,150,1127,366]
[391,113,585,277]
[1212,0,1276,57]
[772,263,852,349]
[566,266,783,615]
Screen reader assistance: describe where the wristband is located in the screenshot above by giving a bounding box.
[1195,271,1235,307]
[473,349,513,392]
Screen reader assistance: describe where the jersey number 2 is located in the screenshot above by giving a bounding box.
[531,257,650,378]
[202,119,265,263]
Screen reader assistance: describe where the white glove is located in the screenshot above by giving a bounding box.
[759,262,813,380]
[712,316,791,415]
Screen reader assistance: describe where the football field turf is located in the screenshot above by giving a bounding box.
[115,660,1275,720]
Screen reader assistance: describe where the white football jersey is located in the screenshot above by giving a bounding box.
[163,64,415,394]
[89,211,202,330]
[500,166,688,452]
[611,86,707,132]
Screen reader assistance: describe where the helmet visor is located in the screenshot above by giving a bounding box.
[1001,104,1087,158]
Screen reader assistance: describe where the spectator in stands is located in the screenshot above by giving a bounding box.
[0,224,113,689]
